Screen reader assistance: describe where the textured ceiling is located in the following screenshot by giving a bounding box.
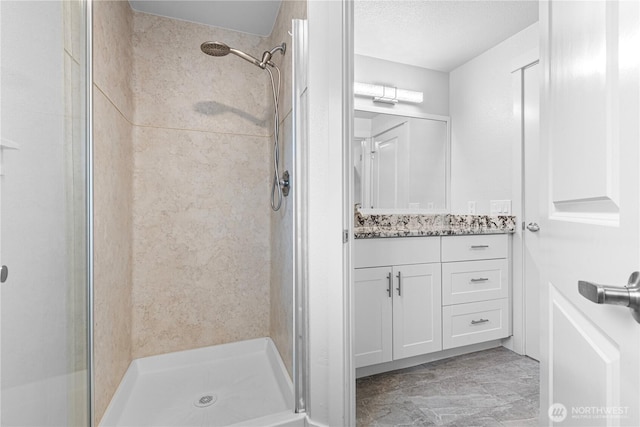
[128,0,282,36]
[355,0,539,72]
[128,1,538,70]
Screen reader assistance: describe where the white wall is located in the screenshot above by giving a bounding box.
[449,23,539,214]
[355,55,449,116]
[307,1,350,425]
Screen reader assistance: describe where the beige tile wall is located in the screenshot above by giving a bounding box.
[92,1,134,424]
[130,12,272,359]
[93,0,134,120]
[131,125,271,357]
[267,1,308,121]
[131,12,271,136]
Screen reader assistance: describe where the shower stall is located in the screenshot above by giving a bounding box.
[1,1,310,426]
[100,17,309,426]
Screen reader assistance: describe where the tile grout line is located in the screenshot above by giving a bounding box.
[94,83,292,140]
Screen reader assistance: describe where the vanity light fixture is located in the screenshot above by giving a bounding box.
[353,82,423,105]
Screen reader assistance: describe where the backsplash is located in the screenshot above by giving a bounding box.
[354,211,516,238]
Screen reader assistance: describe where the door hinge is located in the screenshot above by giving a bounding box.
[343,229,349,243]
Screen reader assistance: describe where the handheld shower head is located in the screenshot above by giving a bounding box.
[200,41,230,57]
[200,41,262,68]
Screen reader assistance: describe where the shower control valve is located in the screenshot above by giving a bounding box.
[280,170,290,197]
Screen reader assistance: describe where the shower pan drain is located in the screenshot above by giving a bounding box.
[193,394,218,408]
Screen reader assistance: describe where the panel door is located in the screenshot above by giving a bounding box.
[354,267,393,368]
[392,263,442,359]
[371,122,409,209]
[540,1,640,425]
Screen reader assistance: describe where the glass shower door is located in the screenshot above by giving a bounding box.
[0,1,89,425]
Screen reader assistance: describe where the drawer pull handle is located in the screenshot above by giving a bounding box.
[396,271,402,296]
[386,273,392,298]
[470,245,490,249]
[471,318,489,325]
[470,278,489,283]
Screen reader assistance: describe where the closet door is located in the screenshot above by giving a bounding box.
[392,263,442,359]
[354,267,393,368]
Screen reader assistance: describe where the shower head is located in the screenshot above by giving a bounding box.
[200,41,230,57]
[201,41,286,69]
[201,41,262,68]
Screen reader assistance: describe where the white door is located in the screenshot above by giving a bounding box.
[523,62,541,361]
[372,123,409,209]
[392,263,442,359]
[540,1,640,425]
[354,267,393,368]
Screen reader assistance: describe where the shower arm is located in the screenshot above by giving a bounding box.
[260,43,287,69]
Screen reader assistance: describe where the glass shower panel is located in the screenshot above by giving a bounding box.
[0,1,89,425]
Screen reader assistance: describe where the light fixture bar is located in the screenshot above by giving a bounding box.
[353,81,423,105]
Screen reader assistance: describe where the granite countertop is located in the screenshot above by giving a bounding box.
[354,211,516,239]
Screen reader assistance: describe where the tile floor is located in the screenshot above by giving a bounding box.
[356,347,539,427]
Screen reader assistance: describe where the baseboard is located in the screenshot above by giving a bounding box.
[355,339,504,378]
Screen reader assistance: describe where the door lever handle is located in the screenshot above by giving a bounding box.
[526,223,540,232]
[578,272,640,324]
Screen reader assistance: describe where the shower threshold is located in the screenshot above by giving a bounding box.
[100,338,304,427]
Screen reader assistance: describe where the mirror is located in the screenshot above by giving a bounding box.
[353,109,449,212]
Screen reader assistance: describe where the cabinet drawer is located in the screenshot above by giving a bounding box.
[442,259,508,305]
[354,237,440,268]
[442,298,509,350]
[441,234,508,262]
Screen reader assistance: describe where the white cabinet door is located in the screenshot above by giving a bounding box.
[540,1,640,424]
[354,267,393,368]
[392,263,442,359]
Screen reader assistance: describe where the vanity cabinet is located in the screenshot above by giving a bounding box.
[354,234,511,370]
[441,235,510,350]
[354,238,442,368]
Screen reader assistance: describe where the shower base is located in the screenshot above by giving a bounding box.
[100,338,304,427]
